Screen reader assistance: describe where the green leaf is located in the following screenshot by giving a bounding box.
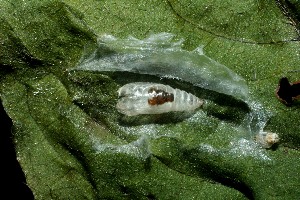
[1,0,300,199]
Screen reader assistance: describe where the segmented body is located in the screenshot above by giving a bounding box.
[116,82,203,116]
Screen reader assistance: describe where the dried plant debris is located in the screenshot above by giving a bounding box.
[276,77,300,105]
[255,131,280,149]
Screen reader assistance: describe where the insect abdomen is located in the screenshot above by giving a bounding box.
[116,82,203,116]
[173,88,201,111]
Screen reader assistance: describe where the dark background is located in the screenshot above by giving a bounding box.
[0,101,33,199]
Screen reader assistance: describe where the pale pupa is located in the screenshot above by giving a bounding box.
[116,82,204,116]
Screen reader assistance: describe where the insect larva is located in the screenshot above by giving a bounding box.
[116,82,204,116]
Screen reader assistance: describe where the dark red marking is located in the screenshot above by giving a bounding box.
[276,77,300,105]
[148,88,174,105]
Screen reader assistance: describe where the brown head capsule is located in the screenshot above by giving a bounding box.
[148,88,174,105]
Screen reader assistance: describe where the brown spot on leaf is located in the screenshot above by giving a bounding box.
[276,77,300,105]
